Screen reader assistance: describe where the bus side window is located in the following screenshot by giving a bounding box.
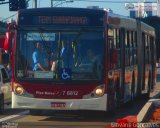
[132,31,137,65]
[125,30,133,66]
[145,34,149,64]
[108,28,120,69]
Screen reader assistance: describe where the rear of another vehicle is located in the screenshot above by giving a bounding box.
[0,65,11,113]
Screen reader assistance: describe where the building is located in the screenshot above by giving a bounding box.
[125,2,157,18]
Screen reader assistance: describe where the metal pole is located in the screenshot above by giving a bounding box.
[0,2,9,5]
[51,0,53,7]
[33,0,37,8]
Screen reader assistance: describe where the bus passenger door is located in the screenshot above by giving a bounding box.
[142,33,150,94]
[120,29,138,104]
[107,27,123,109]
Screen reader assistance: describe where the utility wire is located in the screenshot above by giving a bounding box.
[54,1,68,7]
[2,13,17,22]
[54,0,74,7]
[0,1,9,5]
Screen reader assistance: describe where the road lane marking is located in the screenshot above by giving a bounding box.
[0,111,29,122]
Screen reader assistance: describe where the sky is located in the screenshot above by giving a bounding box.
[0,0,157,22]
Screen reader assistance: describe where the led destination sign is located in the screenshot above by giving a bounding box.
[19,14,104,26]
[38,16,88,25]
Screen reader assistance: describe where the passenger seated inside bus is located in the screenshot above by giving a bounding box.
[79,48,103,79]
[32,42,49,71]
[80,49,97,66]
[79,49,97,70]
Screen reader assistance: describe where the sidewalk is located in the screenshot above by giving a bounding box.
[137,80,160,123]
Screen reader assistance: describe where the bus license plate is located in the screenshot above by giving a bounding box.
[51,102,66,108]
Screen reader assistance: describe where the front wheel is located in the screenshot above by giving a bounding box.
[0,93,4,113]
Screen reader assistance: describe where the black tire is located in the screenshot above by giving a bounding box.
[0,93,4,114]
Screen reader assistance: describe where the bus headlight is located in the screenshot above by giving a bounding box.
[13,83,33,97]
[15,86,24,95]
[95,88,104,96]
[83,84,105,98]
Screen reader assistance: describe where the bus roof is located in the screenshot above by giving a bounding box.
[18,7,106,14]
[107,13,137,29]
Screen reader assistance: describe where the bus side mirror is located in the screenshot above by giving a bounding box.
[110,49,118,64]
[4,32,13,53]
[4,24,16,53]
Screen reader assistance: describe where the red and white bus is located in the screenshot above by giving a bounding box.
[5,8,156,113]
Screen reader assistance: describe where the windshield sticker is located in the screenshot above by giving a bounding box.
[27,71,34,78]
[60,68,72,80]
[27,33,55,41]
[34,71,54,78]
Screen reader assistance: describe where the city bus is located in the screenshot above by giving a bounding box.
[5,7,156,114]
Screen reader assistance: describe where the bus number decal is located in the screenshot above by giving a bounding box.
[62,91,78,96]
[67,91,78,96]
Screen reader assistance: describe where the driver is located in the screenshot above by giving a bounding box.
[32,42,49,71]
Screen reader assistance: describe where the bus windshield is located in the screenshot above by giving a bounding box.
[15,29,105,82]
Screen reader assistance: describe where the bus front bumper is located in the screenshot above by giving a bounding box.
[12,93,108,111]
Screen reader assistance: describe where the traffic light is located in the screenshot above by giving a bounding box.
[19,0,26,9]
[9,0,26,11]
[9,0,18,11]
